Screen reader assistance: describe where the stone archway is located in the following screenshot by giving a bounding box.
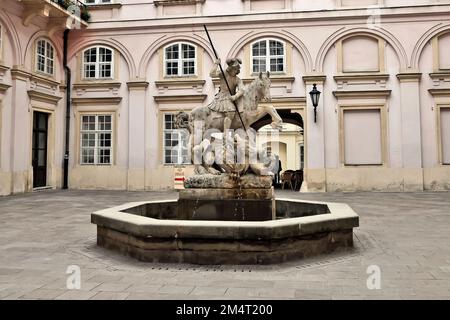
[252,109,305,190]
[251,109,303,131]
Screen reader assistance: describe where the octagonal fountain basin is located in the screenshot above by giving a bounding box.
[91,198,359,265]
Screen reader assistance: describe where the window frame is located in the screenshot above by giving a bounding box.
[163,42,197,78]
[82,46,114,80]
[83,0,113,5]
[35,38,55,76]
[437,104,450,165]
[162,113,190,165]
[338,35,385,74]
[79,114,114,165]
[435,33,450,72]
[250,38,286,75]
[339,104,387,167]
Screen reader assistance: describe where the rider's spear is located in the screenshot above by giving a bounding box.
[203,24,248,133]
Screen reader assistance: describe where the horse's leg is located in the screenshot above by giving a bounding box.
[263,105,283,129]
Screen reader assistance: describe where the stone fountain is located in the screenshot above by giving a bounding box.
[91,62,359,265]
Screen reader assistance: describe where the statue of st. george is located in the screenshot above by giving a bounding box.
[208,58,245,132]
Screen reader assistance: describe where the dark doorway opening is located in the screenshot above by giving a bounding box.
[32,112,49,188]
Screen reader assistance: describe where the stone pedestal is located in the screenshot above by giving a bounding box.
[184,174,273,189]
[180,174,275,221]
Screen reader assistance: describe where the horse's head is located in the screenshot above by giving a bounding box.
[256,71,271,103]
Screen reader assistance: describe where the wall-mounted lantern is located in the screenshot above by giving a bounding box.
[309,83,321,123]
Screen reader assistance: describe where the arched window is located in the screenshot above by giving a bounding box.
[82,46,114,79]
[251,39,285,74]
[164,42,196,77]
[36,39,55,75]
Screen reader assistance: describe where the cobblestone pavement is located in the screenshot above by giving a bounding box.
[0,190,449,300]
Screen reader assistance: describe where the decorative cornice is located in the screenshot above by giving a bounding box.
[10,68,60,88]
[212,76,295,86]
[255,76,296,84]
[333,90,392,99]
[85,3,123,10]
[10,68,29,81]
[0,83,11,93]
[259,96,307,109]
[73,82,121,90]
[30,73,60,87]
[154,0,205,6]
[155,79,205,87]
[127,81,150,90]
[27,90,62,104]
[270,97,307,104]
[72,97,123,105]
[429,72,450,80]
[334,73,390,82]
[428,89,450,97]
[302,75,327,84]
[154,94,207,103]
[0,65,10,73]
[396,73,422,82]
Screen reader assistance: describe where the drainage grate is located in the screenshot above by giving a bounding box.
[66,230,377,274]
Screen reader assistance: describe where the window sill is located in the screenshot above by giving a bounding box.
[72,97,122,105]
[333,90,391,99]
[429,72,450,80]
[79,77,116,82]
[85,3,122,10]
[341,69,382,74]
[32,71,59,85]
[154,94,207,103]
[154,0,205,6]
[156,78,205,86]
[242,74,295,85]
[162,75,199,80]
[250,72,287,77]
[334,73,390,82]
[73,81,121,90]
[343,164,385,168]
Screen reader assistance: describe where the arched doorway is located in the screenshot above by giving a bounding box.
[253,110,304,190]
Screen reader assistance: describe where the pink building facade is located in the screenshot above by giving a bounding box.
[1,0,450,195]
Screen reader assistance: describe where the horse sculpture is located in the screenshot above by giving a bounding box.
[175,71,283,176]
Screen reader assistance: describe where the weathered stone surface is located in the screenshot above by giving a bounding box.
[97,226,354,265]
[184,174,273,189]
[91,199,358,240]
[91,198,359,264]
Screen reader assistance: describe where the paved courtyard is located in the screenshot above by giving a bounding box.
[0,189,449,300]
